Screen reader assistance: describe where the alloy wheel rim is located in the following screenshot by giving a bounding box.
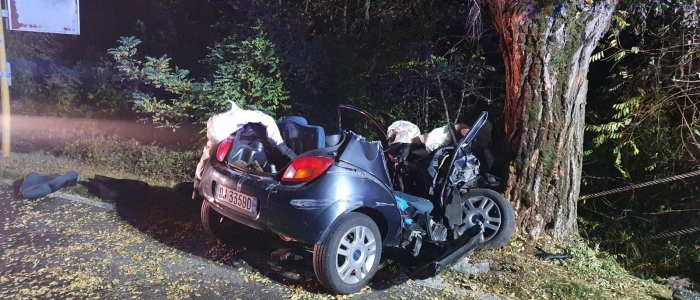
[335,225,377,284]
[462,195,502,241]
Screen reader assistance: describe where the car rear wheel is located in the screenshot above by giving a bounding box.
[201,201,235,244]
[313,212,382,294]
[460,188,515,251]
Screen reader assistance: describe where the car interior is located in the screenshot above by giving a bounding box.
[226,112,466,197]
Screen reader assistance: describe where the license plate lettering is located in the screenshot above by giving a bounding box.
[215,185,257,214]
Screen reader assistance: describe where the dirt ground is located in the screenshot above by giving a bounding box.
[0,112,679,299]
[0,179,490,299]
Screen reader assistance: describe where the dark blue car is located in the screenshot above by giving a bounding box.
[197,105,515,294]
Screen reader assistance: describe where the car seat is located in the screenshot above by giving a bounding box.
[277,116,326,154]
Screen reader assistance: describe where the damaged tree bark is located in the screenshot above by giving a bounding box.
[486,0,618,240]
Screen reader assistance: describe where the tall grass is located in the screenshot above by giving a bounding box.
[62,133,199,183]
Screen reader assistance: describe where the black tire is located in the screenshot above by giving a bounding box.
[313,212,382,294]
[201,201,235,244]
[460,188,515,251]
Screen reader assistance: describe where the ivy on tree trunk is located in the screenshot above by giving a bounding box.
[487,0,618,240]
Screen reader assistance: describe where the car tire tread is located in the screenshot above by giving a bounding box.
[201,201,235,244]
[463,188,516,251]
[313,212,382,294]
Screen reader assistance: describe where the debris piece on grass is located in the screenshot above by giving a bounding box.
[535,245,573,261]
[19,171,79,199]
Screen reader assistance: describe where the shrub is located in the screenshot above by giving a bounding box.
[62,133,199,183]
[108,29,289,128]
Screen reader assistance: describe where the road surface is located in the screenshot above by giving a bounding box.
[2,115,204,151]
[0,180,476,299]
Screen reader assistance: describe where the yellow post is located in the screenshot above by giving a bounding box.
[0,16,10,157]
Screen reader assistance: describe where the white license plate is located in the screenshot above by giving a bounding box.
[215,185,258,215]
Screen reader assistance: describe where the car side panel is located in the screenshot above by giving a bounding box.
[337,132,393,189]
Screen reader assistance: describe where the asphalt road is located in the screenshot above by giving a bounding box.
[0,180,475,299]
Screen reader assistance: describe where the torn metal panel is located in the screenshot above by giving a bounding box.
[337,132,392,188]
[7,0,80,35]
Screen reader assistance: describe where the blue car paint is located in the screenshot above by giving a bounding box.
[200,131,403,247]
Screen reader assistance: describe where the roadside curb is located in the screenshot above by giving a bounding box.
[0,179,116,211]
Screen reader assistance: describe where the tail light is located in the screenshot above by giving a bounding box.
[216,136,234,162]
[281,156,334,183]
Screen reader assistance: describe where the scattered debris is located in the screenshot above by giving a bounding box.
[535,245,573,261]
[19,171,79,199]
[414,275,472,297]
[271,248,304,262]
[232,160,264,172]
[451,259,490,275]
[668,276,693,289]
[673,289,700,300]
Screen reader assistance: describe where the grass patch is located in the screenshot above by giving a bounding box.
[0,130,682,299]
[2,136,198,188]
[62,133,198,183]
[441,236,672,300]
[540,281,602,299]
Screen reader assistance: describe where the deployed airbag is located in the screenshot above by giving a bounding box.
[387,121,421,144]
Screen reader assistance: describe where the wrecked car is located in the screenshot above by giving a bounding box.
[196,105,515,294]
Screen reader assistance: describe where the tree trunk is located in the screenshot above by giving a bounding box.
[487,0,617,240]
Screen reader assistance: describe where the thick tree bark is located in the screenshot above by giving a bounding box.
[487,1,617,240]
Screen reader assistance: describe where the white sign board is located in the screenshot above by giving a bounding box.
[7,0,80,35]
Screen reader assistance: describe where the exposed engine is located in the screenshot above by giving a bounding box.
[449,152,480,189]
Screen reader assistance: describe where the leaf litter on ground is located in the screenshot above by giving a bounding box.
[1,150,680,299]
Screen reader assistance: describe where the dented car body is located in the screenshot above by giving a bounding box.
[200,130,403,246]
[197,105,515,294]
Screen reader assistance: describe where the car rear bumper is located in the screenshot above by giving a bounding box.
[200,160,400,245]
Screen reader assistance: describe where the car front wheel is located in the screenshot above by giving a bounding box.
[460,188,515,251]
[313,212,382,294]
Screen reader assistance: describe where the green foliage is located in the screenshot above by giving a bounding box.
[8,59,132,118]
[583,0,700,283]
[586,89,642,177]
[385,48,496,131]
[218,0,500,130]
[81,61,133,112]
[5,31,62,60]
[587,0,700,176]
[45,69,82,113]
[109,36,199,126]
[203,34,290,113]
[6,29,131,118]
[8,59,44,102]
[108,30,289,127]
[539,281,602,299]
[62,133,198,182]
[566,241,629,277]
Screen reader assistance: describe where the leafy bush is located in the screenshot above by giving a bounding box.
[44,67,82,113]
[8,58,44,101]
[582,0,700,284]
[108,29,289,127]
[7,58,131,118]
[77,60,133,114]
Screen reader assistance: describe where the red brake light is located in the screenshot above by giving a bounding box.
[216,136,234,162]
[281,156,334,183]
